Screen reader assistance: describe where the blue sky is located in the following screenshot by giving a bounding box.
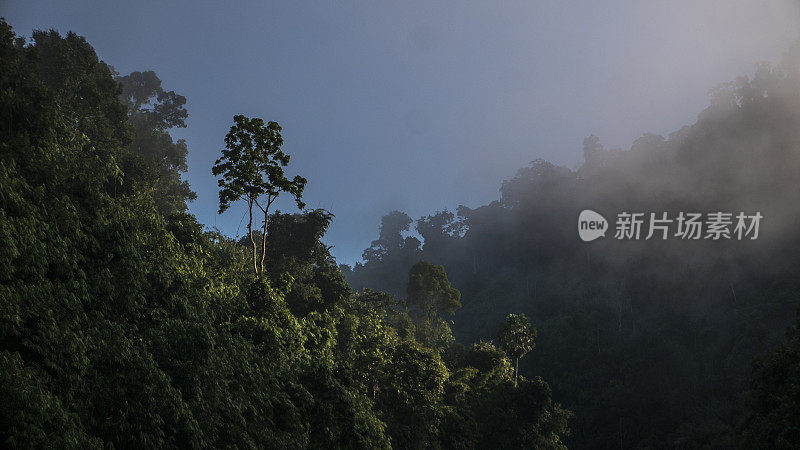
[3,1,798,264]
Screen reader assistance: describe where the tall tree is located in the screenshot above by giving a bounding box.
[212,115,306,275]
[116,70,196,214]
[406,261,462,349]
[498,314,536,387]
[362,210,420,263]
[407,260,462,319]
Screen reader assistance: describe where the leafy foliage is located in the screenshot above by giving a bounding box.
[407,260,462,317]
[0,20,570,449]
[498,313,537,387]
[213,115,306,214]
[212,114,307,275]
[116,70,196,215]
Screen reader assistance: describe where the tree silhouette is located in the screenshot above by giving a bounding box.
[212,115,306,274]
[498,314,536,387]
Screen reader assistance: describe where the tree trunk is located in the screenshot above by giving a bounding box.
[248,198,258,274]
[515,357,519,387]
[260,207,269,274]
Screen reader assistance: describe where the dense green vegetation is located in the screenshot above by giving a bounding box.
[4,15,800,449]
[0,21,571,448]
[345,45,800,447]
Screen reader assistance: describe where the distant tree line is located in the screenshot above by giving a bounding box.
[344,43,800,448]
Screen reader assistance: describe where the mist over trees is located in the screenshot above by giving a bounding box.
[116,70,196,215]
[345,43,800,447]
[3,9,800,449]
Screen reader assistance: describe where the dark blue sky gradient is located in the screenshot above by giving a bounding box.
[3,1,798,264]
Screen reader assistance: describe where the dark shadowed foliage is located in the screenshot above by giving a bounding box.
[0,21,570,448]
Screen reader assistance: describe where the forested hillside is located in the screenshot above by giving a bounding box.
[4,15,800,449]
[345,45,800,447]
[0,21,570,448]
